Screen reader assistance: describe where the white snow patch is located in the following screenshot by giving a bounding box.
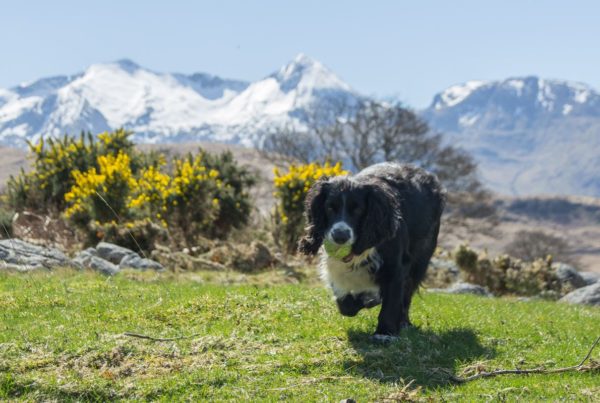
[0,96,42,121]
[537,79,556,111]
[574,88,590,103]
[506,79,525,96]
[439,80,487,108]
[458,114,480,127]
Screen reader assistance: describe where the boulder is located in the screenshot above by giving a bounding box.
[96,242,137,264]
[119,254,164,271]
[435,281,493,297]
[552,263,587,290]
[560,282,600,306]
[0,238,74,270]
[579,271,600,286]
[88,255,120,276]
[72,247,98,268]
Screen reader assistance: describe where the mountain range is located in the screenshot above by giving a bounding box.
[1,55,599,197]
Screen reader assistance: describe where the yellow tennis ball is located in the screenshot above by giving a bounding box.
[323,239,352,259]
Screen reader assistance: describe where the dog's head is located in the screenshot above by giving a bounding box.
[298,176,401,258]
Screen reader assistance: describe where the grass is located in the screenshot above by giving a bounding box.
[0,269,599,401]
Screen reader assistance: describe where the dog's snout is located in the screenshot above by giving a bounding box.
[331,227,351,244]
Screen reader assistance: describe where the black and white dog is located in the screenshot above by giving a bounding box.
[299,163,445,339]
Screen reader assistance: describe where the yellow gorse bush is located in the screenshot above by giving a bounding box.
[273,161,348,253]
[8,129,255,247]
[64,149,223,237]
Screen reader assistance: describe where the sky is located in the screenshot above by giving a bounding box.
[1,0,599,108]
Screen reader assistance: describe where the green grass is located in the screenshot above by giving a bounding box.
[1,270,599,401]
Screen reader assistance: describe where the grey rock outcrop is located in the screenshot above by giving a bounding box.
[553,263,587,290]
[560,283,600,306]
[119,254,164,271]
[579,271,600,286]
[96,242,138,265]
[88,255,120,276]
[433,281,493,297]
[0,239,74,271]
[72,247,98,268]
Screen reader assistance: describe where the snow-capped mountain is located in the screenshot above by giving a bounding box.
[0,54,358,147]
[2,58,600,197]
[423,77,600,197]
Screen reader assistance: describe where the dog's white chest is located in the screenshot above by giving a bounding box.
[319,248,381,297]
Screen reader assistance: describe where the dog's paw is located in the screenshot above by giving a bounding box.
[370,334,399,344]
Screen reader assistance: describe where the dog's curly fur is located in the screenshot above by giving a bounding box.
[299,163,445,336]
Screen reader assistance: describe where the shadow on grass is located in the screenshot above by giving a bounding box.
[345,326,494,388]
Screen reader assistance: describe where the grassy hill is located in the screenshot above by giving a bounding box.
[1,270,599,401]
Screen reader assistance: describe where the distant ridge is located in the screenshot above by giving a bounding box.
[1,59,600,197]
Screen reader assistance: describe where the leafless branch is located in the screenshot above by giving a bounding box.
[450,336,600,383]
[123,332,202,342]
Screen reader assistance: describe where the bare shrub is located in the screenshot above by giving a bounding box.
[504,230,578,266]
[260,99,494,218]
[454,244,564,297]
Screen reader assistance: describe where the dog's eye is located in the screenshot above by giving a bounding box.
[327,204,338,214]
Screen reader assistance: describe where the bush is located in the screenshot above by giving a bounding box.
[66,147,254,247]
[199,150,256,239]
[454,244,563,297]
[6,130,135,213]
[161,154,222,245]
[5,130,255,250]
[273,161,348,254]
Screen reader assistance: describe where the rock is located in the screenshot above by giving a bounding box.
[579,271,600,286]
[553,263,587,290]
[0,261,45,272]
[119,254,164,271]
[440,282,493,297]
[88,255,120,275]
[0,238,74,270]
[560,282,600,306]
[96,242,137,264]
[72,247,98,268]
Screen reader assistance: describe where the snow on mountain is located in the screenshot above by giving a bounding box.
[0,54,358,147]
[2,58,600,198]
[423,76,600,197]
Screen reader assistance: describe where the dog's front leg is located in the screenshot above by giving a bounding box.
[374,274,406,337]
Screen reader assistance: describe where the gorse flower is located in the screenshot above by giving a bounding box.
[64,151,135,219]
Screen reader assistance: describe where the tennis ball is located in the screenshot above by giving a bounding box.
[323,239,352,259]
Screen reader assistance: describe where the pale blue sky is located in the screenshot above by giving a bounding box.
[1,0,599,107]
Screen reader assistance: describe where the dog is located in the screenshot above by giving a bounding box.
[298,163,445,339]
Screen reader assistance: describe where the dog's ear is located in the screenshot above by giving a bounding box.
[353,182,400,252]
[298,177,330,255]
